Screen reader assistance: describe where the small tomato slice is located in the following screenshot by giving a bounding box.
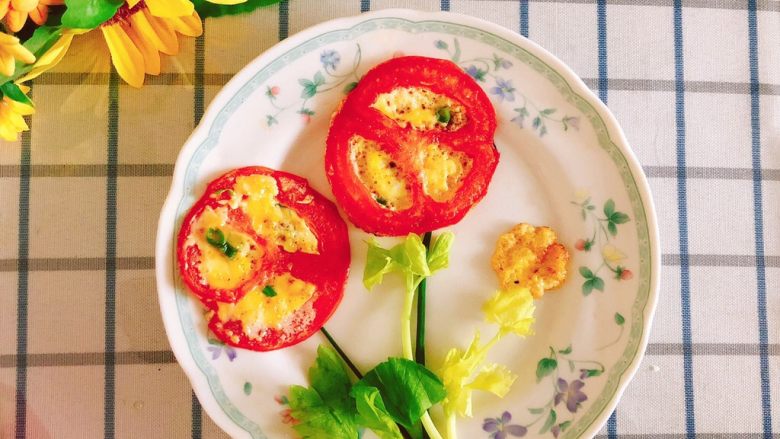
[326,56,499,236]
[177,167,350,351]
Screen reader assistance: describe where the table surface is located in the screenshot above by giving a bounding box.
[1,0,778,438]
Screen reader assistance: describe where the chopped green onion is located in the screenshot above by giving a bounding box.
[206,228,226,247]
[376,197,388,206]
[205,227,238,259]
[262,285,277,297]
[437,106,451,124]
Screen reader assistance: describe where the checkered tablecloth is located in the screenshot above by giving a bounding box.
[0,0,777,437]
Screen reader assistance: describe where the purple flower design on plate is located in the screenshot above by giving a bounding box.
[465,65,487,82]
[493,54,513,70]
[554,378,588,413]
[207,339,237,361]
[490,77,515,102]
[483,411,527,438]
[562,115,580,131]
[320,50,341,70]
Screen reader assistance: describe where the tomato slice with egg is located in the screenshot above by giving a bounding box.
[325,56,499,236]
[176,167,350,351]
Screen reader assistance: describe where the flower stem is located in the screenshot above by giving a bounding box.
[446,413,457,439]
[319,327,363,379]
[415,231,433,365]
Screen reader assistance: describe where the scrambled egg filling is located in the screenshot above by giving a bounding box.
[418,143,472,202]
[190,207,263,290]
[231,174,319,254]
[491,223,569,298]
[217,273,316,335]
[350,135,412,210]
[372,87,466,131]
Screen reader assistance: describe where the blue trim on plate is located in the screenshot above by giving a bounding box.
[747,0,773,436]
[672,1,695,437]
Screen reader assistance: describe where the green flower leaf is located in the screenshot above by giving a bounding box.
[582,279,593,296]
[356,358,446,430]
[611,212,630,224]
[592,276,605,292]
[0,82,32,105]
[0,26,64,84]
[603,198,615,216]
[583,368,603,378]
[528,407,545,415]
[568,360,575,372]
[558,345,572,355]
[193,0,281,18]
[535,357,557,382]
[614,312,625,326]
[343,81,358,93]
[608,221,618,236]
[243,382,252,395]
[559,420,572,432]
[313,70,325,86]
[540,108,556,115]
[539,409,557,434]
[578,266,593,279]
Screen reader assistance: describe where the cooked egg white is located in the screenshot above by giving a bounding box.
[372,87,466,131]
[216,273,316,334]
[233,174,318,254]
[350,135,412,210]
[491,223,569,298]
[418,143,472,202]
[188,206,262,290]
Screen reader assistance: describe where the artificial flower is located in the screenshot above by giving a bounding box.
[0,0,63,33]
[0,32,34,77]
[0,84,33,141]
[17,31,79,83]
[482,287,536,337]
[100,1,202,87]
[127,0,193,17]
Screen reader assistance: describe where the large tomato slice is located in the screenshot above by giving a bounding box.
[325,56,499,236]
[177,167,350,351]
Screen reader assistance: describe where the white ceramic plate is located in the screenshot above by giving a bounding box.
[156,9,659,439]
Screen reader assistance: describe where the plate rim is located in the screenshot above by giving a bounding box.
[155,8,661,439]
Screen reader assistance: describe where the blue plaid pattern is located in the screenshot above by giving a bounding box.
[0,0,777,437]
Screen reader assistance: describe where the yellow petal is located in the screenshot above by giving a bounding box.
[10,0,36,12]
[0,122,20,141]
[205,0,245,4]
[6,9,27,32]
[169,11,202,37]
[0,53,14,76]
[6,110,29,131]
[7,41,35,64]
[145,0,193,18]
[28,4,46,25]
[0,0,10,19]
[16,34,72,83]
[8,98,34,115]
[39,0,64,5]
[131,8,178,54]
[124,24,160,75]
[101,24,145,88]
[0,31,18,45]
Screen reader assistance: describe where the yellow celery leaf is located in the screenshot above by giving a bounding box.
[467,364,516,398]
[438,332,489,417]
[101,25,145,87]
[143,8,179,54]
[145,0,194,17]
[482,287,536,337]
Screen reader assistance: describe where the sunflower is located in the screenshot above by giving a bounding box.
[0,84,33,141]
[0,31,34,76]
[0,0,64,33]
[101,1,202,87]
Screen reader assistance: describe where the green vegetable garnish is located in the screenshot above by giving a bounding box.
[262,285,277,297]
[437,107,451,124]
[205,227,238,259]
